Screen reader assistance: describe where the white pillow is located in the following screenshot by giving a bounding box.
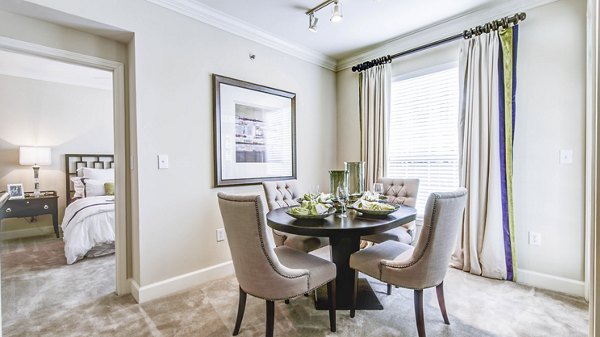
[82,178,107,197]
[70,177,85,199]
[82,167,114,182]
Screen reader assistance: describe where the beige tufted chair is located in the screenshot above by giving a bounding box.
[362,178,420,295]
[262,180,329,252]
[217,193,337,337]
[363,178,420,245]
[350,189,468,337]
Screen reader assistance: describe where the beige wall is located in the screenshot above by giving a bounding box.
[337,0,587,288]
[0,74,114,233]
[3,0,338,288]
[0,10,128,65]
[513,0,586,282]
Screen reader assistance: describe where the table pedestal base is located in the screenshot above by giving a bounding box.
[314,278,383,310]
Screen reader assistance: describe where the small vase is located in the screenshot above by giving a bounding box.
[329,170,348,195]
[345,161,365,197]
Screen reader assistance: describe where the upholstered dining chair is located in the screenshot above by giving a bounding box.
[362,178,420,245]
[262,180,329,252]
[362,178,419,295]
[349,188,467,337]
[217,192,337,337]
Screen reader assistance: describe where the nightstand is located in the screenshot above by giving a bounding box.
[0,191,60,238]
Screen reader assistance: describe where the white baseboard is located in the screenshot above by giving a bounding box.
[130,261,234,303]
[517,268,585,298]
[0,226,54,240]
[129,279,141,302]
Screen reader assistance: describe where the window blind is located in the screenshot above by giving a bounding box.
[386,66,460,216]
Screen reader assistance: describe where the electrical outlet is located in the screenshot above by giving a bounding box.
[559,149,573,164]
[158,154,169,169]
[216,228,225,242]
[528,231,542,246]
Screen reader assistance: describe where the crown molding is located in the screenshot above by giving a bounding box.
[145,0,337,71]
[337,0,560,71]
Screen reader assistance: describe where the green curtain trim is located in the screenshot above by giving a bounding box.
[499,27,518,281]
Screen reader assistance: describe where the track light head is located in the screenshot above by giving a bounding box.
[306,0,343,31]
[330,1,342,23]
[308,13,318,32]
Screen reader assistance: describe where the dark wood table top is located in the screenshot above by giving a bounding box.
[266,206,417,237]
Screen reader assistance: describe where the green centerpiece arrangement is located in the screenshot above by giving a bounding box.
[286,193,336,219]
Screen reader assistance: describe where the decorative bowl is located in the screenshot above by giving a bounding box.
[285,207,336,220]
[351,203,400,217]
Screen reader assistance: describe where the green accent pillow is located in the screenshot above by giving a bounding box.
[104,182,115,196]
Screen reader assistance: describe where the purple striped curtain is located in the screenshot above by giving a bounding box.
[451,26,519,281]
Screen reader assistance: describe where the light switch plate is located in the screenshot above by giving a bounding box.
[529,231,542,246]
[216,228,225,242]
[158,154,169,169]
[559,149,573,164]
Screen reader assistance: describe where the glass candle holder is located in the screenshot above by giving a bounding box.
[344,161,365,197]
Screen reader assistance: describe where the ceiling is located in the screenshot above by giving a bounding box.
[192,0,502,60]
[0,49,113,90]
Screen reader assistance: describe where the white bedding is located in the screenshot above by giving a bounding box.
[61,196,115,264]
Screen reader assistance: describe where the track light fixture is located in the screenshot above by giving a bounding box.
[306,0,343,32]
[330,2,343,22]
[308,13,318,32]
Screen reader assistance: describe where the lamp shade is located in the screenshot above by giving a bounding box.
[19,147,52,166]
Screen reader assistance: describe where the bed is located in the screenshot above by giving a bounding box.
[62,154,115,264]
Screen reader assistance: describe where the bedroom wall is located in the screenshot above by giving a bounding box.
[336,0,587,296]
[0,74,114,236]
[3,0,338,297]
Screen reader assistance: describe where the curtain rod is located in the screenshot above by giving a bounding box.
[351,12,527,72]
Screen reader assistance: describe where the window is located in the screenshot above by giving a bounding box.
[386,65,460,216]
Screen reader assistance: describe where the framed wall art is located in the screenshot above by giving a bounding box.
[213,75,297,186]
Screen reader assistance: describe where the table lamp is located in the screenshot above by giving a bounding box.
[19,146,52,198]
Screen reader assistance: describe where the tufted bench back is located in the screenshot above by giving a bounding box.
[378,178,419,207]
[262,180,301,211]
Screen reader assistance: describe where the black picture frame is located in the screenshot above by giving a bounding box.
[7,183,25,199]
[213,75,297,187]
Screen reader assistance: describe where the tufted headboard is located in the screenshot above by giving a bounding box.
[65,154,114,205]
[378,178,419,207]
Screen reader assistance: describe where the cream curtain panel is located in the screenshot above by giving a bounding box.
[359,63,391,188]
[451,27,519,281]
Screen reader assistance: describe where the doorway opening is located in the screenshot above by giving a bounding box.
[0,38,128,330]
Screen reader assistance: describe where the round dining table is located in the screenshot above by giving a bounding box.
[266,206,417,310]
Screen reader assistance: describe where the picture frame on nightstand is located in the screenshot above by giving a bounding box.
[7,184,25,199]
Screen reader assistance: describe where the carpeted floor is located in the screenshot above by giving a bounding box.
[1,235,589,337]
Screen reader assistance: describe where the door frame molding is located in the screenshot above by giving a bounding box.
[586,0,598,335]
[0,36,129,295]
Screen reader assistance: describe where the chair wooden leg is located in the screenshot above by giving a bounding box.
[327,280,337,332]
[414,289,426,337]
[350,270,358,318]
[233,287,247,336]
[387,284,392,295]
[266,300,275,337]
[436,282,450,324]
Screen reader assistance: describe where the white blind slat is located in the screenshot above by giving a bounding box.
[386,66,460,216]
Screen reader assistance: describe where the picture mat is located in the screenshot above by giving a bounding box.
[219,83,293,180]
